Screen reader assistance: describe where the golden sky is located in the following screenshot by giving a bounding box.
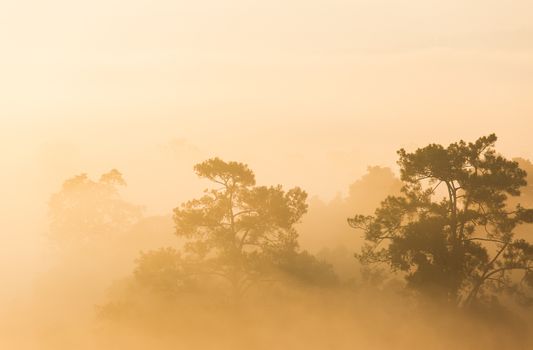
[2,0,533,204]
[2,1,532,200]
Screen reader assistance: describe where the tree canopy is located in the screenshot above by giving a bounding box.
[49,169,142,247]
[136,158,335,299]
[349,134,533,306]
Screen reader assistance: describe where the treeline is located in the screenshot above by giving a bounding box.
[46,134,533,329]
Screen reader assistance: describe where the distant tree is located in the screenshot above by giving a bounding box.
[171,158,315,298]
[349,135,533,306]
[49,169,142,247]
[134,247,195,297]
[346,166,403,215]
[298,166,402,252]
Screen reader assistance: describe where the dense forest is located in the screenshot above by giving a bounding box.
[6,134,531,349]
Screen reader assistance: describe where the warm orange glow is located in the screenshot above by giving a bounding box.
[1,1,533,348]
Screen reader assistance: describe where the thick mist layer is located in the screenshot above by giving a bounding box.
[2,143,533,349]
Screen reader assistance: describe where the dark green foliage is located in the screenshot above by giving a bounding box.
[349,135,533,306]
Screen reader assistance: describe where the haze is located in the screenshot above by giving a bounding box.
[1,1,533,349]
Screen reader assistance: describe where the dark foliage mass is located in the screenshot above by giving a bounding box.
[349,134,533,306]
[132,157,337,302]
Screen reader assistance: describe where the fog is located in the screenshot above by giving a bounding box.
[2,1,533,348]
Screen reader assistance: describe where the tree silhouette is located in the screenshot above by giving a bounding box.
[298,166,402,252]
[49,169,142,248]
[171,158,319,298]
[349,135,533,306]
[511,158,533,209]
